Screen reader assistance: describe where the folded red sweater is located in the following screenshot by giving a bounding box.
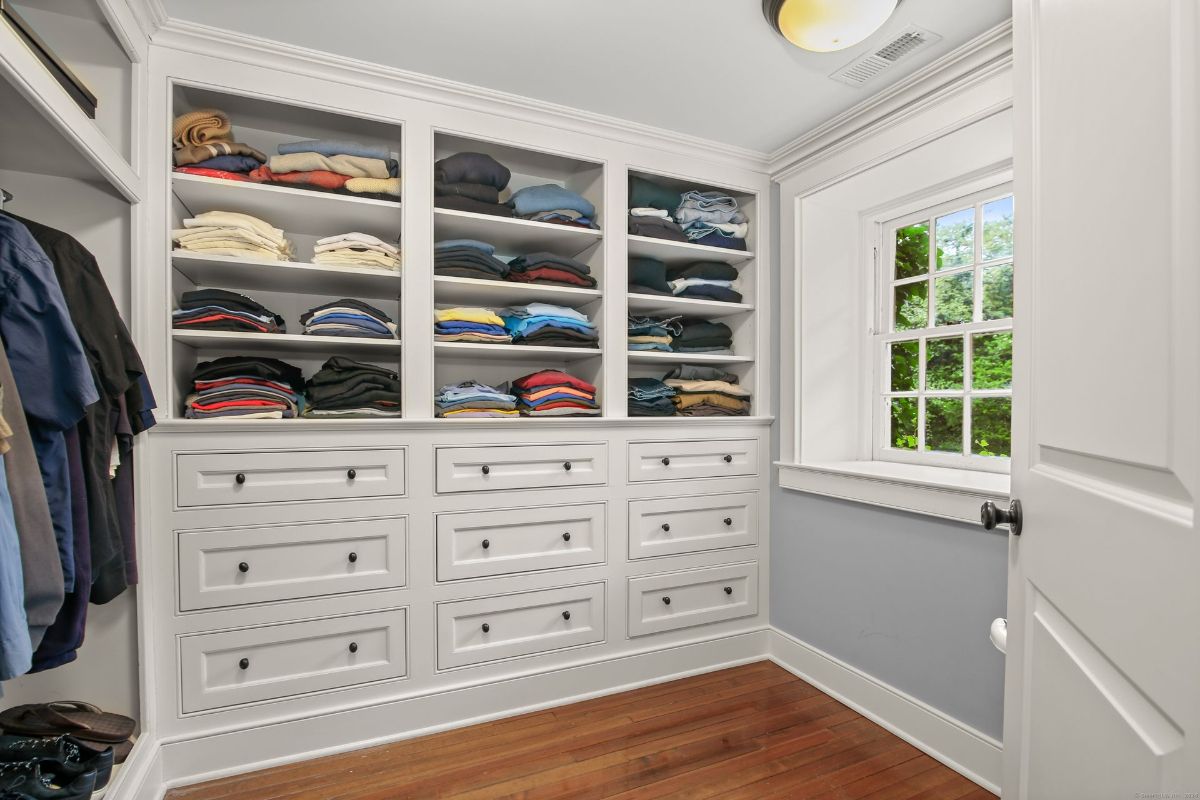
[512,370,597,394]
[248,166,351,190]
[506,267,597,288]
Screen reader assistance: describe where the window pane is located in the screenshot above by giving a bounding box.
[890,340,919,392]
[972,397,1012,457]
[982,263,1013,320]
[972,332,1013,390]
[895,223,930,279]
[926,397,964,453]
[983,196,1014,260]
[925,336,964,389]
[935,207,974,270]
[934,272,973,326]
[893,281,928,331]
[890,398,918,450]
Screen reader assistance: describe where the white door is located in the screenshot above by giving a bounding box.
[1004,0,1200,797]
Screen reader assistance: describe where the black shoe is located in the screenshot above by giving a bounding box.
[0,737,112,790]
[0,763,96,800]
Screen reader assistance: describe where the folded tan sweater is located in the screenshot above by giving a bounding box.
[173,109,232,148]
[267,153,390,179]
[345,177,402,197]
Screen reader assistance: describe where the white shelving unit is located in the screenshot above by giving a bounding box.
[173,330,402,357]
[434,342,601,362]
[173,252,402,300]
[627,234,755,266]
[433,208,601,256]
[627,350,753,365]
[627,293,753,319]
[434,276,600,309]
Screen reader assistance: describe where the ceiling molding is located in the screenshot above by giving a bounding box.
[121,0,168,42]
[769,19,1013,179]
[149,19,773,173]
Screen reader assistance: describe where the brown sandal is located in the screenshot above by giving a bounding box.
[0,702,134,744]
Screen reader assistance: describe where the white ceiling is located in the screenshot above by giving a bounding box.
[160,0,1011,155]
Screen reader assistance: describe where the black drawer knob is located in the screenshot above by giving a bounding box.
[563,461,572,471]
[238,658,250,670]
[562,532,571,542]
[724,517,733,526]
[481,465,490,475]
[562,610,571,621]
[481,623,490,633]
[348,642,358,654]
[723,455,733,463]
[235,472,246,485]
[662,596,671,605]
[724,586,733,595]
[237,562,249,573]
[482,539,490,550]
[347,468,357,480]
[661,523,670,532]
[348,552,358,563]
[661,457,670,466]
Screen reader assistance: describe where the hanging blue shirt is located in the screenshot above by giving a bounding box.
[0,215,98,592]
[0,457,32,682]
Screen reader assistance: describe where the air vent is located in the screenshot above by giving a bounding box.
[830,25,942,87]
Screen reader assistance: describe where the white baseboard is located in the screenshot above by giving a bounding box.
[159,629,769,791]
[106,736,165,800]
[768,628,1002,795]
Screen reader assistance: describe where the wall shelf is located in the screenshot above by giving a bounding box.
[627,235,754,266]
[172,252,401,300]
[627,293,753,319]
[173,329,402,357]
[434,276,600,309]
[627,351,753,365]
[433,208,601,256]
[435,341,601,362]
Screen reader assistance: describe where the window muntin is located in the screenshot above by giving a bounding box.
[877,186,1014,471]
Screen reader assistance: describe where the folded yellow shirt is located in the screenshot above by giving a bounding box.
[435,307,505,326]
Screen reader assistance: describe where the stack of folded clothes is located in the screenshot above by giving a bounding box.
[252,139,401,199]
[628,256,672,295]
[434,381,519,418]
[509,184,599,229]
[434,307,511,344]
[628,314,683,352]
[628,175,688,242]
[674,191,749,251]
[301,299,397,340]
[171,108,266,181]
[304,357,401,418]
[672,318,734,353]
[506,252,596,288]
[512,370,600,417]
[313,233,401,272]
[434,240,510,281]
[628,212,688,243]
[185,356,304,419]
[435,152,513,217]
[172,210,293,261]
[502,303,599,348]
[172,288,285,334]
[628,377,677,417]
[667,260,743,303]
[664,365,752,417]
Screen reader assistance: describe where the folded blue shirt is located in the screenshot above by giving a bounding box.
[191,154,263,173]
[509,184,595,218]
[435,239,496,254]
[278,139,393,161]
[435,321,508,334]
[308,313,391,334]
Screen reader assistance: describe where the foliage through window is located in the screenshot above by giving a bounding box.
[877,185,1013,470]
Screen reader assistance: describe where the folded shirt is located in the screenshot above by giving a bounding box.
[674,191,748,226]
[628,378,677,401]
[436,307,506,326]
[629,175,682,212]
[663,365,739,384]
[173,108,232,148]
[665,378,752,398]
[249,166,350,190]
[628,216,688,242]
[629,314,683,337]
[173,140,266,167]
[681,221,749,241]
[691,230,748,251]
[669,277,740,294]
[267,152,395,179]
[345,177,401,197]
[629,257,671,294]
[435,181,501,204]
[506,267,596,288]
[435,195,514,217]
[667,260,739,282]
[435,152,511,190]
[629,208,670,218]
[676,284,743,303]
[509,184,596,219]
[511,370,596,395]
[317,232,400,256]
[191,154,262,173]
[508,252,592,276]
[435,239,495,254]
[278,139,393,161]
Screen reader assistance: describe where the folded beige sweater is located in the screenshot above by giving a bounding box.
[172,109,232,148]
[267,152,390,179]
[345,177,401,197]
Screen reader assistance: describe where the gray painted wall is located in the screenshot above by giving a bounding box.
[767,182,1009,740]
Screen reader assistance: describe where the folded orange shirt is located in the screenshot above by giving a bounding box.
[248,166,351,190]
[523,385,594,402]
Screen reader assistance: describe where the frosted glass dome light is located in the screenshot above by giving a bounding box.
[764,0,900,53]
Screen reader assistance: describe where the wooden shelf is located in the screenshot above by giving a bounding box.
[172,252,401,300]
[434,208,602,256]
[627,350,752,365]
[434,276,600,309]
[173,330,402,358]
[435,341,601,362]
[172,173,401,239]
[626,293,752,318]
[627,235,754,266]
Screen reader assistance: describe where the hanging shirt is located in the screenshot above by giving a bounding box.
[0,456,32,682]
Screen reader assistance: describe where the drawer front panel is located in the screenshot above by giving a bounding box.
[437,583,604,669]
[627,439,758,483]
[176,448,406,507]
[628,563,757,637]
[629,493,757,559]
[437,504,605,581]
[435,443,607,494]
[180,609,407,712]
[178,517,406,611]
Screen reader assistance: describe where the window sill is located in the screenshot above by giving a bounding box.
[775,460,1010,524]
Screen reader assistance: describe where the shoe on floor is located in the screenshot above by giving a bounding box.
[0,736,113,790]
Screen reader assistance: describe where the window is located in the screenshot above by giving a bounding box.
[875,184,1014,472]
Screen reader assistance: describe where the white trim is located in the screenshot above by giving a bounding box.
[776,460,1009,524]
[768,628,1001,795]
[105,737,165,800]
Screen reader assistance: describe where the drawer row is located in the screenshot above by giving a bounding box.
[179,493,758,611]
[175,438,760,507]
[180,562,759,714]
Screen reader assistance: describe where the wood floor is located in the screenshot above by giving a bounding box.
[167,662,994,800]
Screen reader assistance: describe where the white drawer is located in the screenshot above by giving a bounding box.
[176,448,406,507]
[179,608,407,713]
[436,583,604,669]
[177,517,406,611]
[629,493,757,559]
[436,503,605,581]
[628,563,758,637]
[627,439,758,483]
[435,443,606,494]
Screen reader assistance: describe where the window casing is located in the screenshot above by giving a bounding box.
[873,183,1014,473]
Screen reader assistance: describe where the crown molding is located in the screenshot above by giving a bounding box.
[149,19,772,172]
[122,0,168,42]
[769,19,1013,180]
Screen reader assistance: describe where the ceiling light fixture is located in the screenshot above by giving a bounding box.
[763,0,900,53]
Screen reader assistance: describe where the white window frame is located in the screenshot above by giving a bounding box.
[870,182,1014,474]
